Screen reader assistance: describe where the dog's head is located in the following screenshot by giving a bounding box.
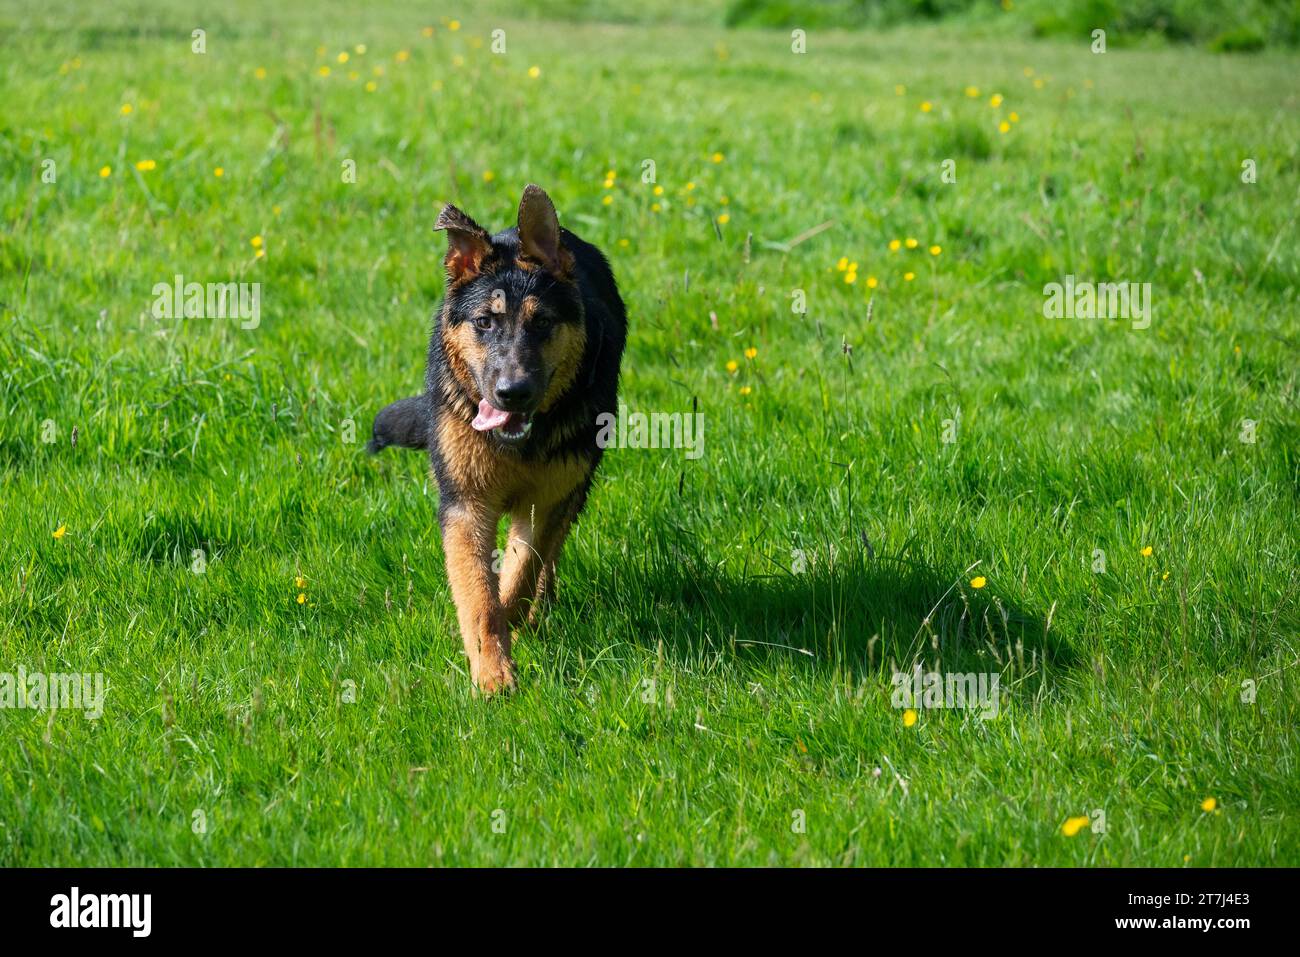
[435,184,586,446]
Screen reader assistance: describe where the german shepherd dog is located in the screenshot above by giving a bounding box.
[370,185,626,694]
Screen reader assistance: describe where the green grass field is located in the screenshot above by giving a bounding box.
[2,1,1298,866]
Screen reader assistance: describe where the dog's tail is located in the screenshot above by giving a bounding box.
[368,395,431,453]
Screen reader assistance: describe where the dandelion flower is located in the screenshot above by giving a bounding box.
[836,257,849,272]
[725,360,739,374]
[318,65,331,77]
[528,65,541,79]
[337,51,349,64]
[253,66,267,80]
[99,165,111,178]
[1009,111,1020,123]
[970,576,986,589]
[53,525,67,539]
[653,185,664,196]
[904,271,915,281]
[998,121,1011,134]
[844,271,857,284]
[297,593,306,604]
[395,50,410,63]
[1201,797,1217,813]
[989,93,1003,108]
[448,19,461,30]
[651,203,661,212]
[739,386,752,396]
[685,181,695,191]
[964,86,979,98]
[1033,78,1045,90]
[888,239,901,251]
[905,238,918,249]
[919,101,933,113]
[135,159,156,171]
[711,151,724,163]
[355,44,367,55]
[602,195,613,206]
[295,576,306,589]
[903,709,917,727]
[365,81,377,92]
[1061,815,1089,837]
[866,276,878,289]
[744,347,758,359]
[717,213,730,225]
[120,103,133,115]
[250,235,263,249]
[1140,546,1153,557]
[214,167,224,177]
[482,170,495,183]
[929,245,941,256]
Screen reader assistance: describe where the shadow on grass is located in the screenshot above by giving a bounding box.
[558,521,1081,684]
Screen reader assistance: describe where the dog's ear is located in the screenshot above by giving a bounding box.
[517,184,574,278]
[435,204,492,282]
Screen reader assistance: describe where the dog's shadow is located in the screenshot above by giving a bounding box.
[552,524,1080,686]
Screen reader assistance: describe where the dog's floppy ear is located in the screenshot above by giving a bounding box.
[435,204,492,282]
[517,184,574,278]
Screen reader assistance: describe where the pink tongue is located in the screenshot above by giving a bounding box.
[472,399,512,432]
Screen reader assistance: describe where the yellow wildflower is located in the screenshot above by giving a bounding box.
[1061,816,1090,837]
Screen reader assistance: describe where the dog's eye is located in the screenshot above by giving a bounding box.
[473,315,494,332]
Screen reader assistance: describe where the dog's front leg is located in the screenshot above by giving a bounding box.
[500,492,581,628]
[500,510,544,628]
[440,503,516,694]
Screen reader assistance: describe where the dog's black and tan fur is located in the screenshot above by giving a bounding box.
[370,185,626,694]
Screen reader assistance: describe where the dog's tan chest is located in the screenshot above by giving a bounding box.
[436,410,592,512]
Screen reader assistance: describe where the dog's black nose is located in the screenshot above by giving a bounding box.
[494,377,538,410]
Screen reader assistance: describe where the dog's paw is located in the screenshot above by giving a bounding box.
[473,654,518,696]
